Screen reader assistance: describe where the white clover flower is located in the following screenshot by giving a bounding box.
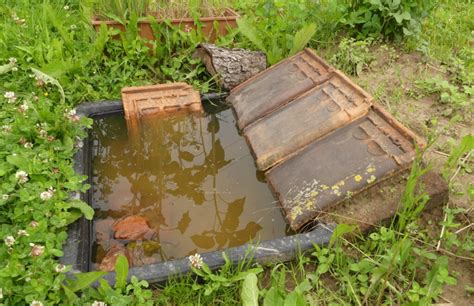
[4,91,16,102]
[11,67,18,72]
[188,253,204,269]
[2,125,12,133]
[24,142,33,149]
[1,194,8,201]
[30,220,39,228]
[17,230,29,237]
[4,236,15,247]
[30,301,43,306]
[15,170,29,183]
[19,103,29,113]
[91,301,107,306]
[40,188,55,201]
[65,108,80,122]
[66,108,76,117]
[9,57,17,64]
[30,244,45,257]
[63,5,70,10]
[55,264,66,273]
[39,129,48,138]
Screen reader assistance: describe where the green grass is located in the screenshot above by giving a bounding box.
[0,0,472,304]
[419,0,474,61]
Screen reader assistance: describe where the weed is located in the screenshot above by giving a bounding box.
[343,0,436,40]
[94,0,151,20]
[330,37,374,76]
[237,11,317,65]
[63,255,154,304]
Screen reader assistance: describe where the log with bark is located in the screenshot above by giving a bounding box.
[192,43,267,91]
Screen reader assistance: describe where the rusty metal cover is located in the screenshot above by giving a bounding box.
[244,71,373,170]
[122,83,202,126]
[266,105,424,231]
[226,48,333,130]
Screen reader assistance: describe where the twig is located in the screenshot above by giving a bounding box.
[426,63,444,73]
[438,294,454,304]
[436,149,473,251]
[455,223,473,234]
[449,149,473,183]
[433,150,450,157]
[433,150,473,163]
[436,202,449,252]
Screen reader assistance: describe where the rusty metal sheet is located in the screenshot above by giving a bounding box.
[244,71,373,170]
[266,105,424,231]
[226,48,333,130]
[122,83,202,125]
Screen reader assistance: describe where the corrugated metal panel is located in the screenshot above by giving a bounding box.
[266,105,424,230]
[227,49,333,130]
[244,71,373,170]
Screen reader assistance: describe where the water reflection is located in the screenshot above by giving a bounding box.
[91,108,290,269]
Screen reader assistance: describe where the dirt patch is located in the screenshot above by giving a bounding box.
[352,46,473,305]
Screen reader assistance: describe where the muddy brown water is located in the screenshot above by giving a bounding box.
[90,107,292,270]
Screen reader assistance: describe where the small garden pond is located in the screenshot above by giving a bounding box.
[90,104,292,271]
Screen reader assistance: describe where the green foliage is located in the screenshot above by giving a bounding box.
[235,1,318,64]
[417,0,474,60]
[63,255,153,305]
[190,253,263,296]
[94,0,151,21]
[415,50,473,118]
[343,0,436,40]
[330,37,375,75]
[443,135,474,180]
[241,272,259,306]
[0,66,92,304]
[157,252,262,304]
[0,0,471,305]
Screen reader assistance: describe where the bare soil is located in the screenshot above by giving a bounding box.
[353,47,474,305]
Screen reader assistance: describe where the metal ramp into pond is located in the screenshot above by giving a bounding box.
[226,48,425,231]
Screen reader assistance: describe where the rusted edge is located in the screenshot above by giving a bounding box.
[229,48,334,96]
[302,48,333,72]
[333,70,373,102]
[371,103,426,149]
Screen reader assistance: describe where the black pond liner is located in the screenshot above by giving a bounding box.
[61,93,334,285]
